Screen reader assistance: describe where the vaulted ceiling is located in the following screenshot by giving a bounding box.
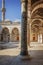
[31,0,39,5]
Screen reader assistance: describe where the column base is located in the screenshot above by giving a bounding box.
[18,54,31,60]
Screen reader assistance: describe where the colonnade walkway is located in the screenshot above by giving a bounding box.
[0,42,43,65]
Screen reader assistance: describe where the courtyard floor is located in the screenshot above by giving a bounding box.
[0,42,43,65]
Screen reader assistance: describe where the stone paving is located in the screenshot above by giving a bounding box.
[0,42,43,65]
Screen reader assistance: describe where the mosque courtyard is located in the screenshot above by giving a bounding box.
[0,42,43,65]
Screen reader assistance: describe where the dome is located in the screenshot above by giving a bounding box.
[4,19,12,24]
[14,19,21,22]
[5,19,11,22]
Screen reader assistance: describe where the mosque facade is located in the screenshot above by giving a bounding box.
[0,0,21,43]
[0,0,43,46]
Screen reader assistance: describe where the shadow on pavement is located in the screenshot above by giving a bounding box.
[0,50,43,65]
[0,55,17,65]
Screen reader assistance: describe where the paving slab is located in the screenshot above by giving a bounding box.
[0,42,43,65]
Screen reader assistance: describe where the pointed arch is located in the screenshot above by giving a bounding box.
[1,27,10,42]
[11,28,19,42]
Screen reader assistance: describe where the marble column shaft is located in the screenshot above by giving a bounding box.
[20,0,28,56]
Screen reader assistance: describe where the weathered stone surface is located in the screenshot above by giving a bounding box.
[20,0,28,56]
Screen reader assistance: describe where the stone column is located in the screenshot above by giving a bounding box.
[42,34,43,43]
[10,33,12,42]
[20,0,30,59]
[27,0,31,46]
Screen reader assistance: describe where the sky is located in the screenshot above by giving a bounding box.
[0,0,21,22]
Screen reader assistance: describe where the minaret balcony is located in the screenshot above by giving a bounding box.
[1,8,6,12]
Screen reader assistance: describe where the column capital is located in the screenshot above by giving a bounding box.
[21,0,28,3]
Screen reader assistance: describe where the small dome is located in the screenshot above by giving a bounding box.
[5,19,11,21]
[4,19,12,23]
[14,19,21,22]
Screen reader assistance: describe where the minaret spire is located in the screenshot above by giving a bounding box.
[2,0,6,22]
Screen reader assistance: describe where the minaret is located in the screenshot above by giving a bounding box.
[2,0,6,22]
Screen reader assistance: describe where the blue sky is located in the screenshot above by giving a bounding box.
[0,0,21,22]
